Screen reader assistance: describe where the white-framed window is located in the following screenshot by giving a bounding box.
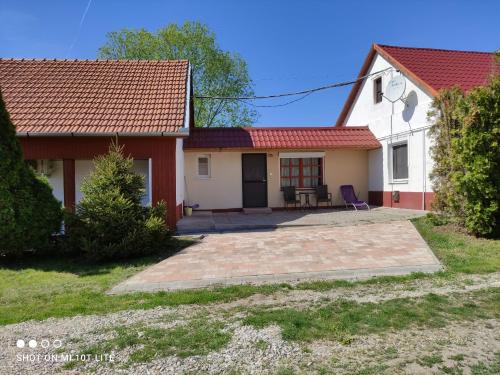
[389,141,409,182]
[280,157,323,188]
[278,152,325,189]
[197,155,210,178]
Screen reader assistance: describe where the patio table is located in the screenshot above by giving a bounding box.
[299,191,315,209]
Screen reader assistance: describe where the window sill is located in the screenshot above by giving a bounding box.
[389,179,408,185]
[280,187,317,191]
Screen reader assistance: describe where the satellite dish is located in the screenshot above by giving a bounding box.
[385,75,406,102]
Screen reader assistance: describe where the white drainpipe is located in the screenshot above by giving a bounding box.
[422,128,426,210]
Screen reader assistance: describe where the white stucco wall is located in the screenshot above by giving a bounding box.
[176,138,184,206]
[46,160,64,205]
[184,149,369,210]
[368,129,433,194]
[344,53,435,195]
[184,151,243,209]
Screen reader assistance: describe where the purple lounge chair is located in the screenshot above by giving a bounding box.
[340,185,370,211]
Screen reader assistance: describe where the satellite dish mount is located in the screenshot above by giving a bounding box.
[384,75,408,105]
[384,73,414,135]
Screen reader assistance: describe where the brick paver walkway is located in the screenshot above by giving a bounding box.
[111,220,441,293]
[176,207,426,234]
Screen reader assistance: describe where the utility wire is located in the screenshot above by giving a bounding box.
[239,92,313,108]
[195,67,392,101]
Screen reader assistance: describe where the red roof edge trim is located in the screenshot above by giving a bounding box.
[183,126,381,150]
[335,44,497,127]
[335,44,440,127]
[335,44,376,127]
[374,44,439,97]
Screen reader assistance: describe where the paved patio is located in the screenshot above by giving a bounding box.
[111,219,441,293]
[176,206,427,234]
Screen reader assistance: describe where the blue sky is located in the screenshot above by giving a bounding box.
[1,0,499,126]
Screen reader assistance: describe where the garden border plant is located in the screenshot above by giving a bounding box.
[428,74,500,237]
[64,141,172,261]
[0,89,62,257]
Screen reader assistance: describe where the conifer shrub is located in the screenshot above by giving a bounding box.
[67,142,171,260]
[0,90,62,256]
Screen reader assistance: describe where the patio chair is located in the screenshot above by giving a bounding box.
[315,185,333,208]
[283,186,301,210]
[340,185,370,211]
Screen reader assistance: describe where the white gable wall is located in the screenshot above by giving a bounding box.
[344,54,433,137]
[343,53,436,207]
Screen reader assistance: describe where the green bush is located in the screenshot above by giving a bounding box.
[425,213,449,227]
[68,142,171,260]
[429,76,500,237]
[0,90,62,256]
[452,77,500,237]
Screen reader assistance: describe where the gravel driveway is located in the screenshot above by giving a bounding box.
[1,273,498,374]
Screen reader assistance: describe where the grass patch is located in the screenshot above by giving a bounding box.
[450,354,465,362]
[276,367,295,375]
[353,364,389,375]
[255,339,268,351]
[73,319,231,366]
[412,217,500,273]
[440,365,464,375]
[243,288,499,343]
[0,238,288,325]
[384,346,398,359]
[471,352,500,374]
[1,217,498,325]
[418,354,443,367]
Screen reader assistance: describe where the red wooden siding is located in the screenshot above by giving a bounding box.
[20,136,179,227]
[62,159,75,211]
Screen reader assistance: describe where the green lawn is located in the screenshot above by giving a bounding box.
[71,318,231,368]
[412,217,500,273]
[65,288,499,370]
[243,288,499,344]
[0,217,498,325]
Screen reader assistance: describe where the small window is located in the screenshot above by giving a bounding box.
[280,158,323,188]
[392,143,408,180]
[197,155,210,178]
[374,77,383,103]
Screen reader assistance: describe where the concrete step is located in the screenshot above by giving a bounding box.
[243,207,272,214]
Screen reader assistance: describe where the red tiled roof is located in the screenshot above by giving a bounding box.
[0,59,190,135]
[336,44,499,126]
[184,126,381,150]
[376,44,499,93]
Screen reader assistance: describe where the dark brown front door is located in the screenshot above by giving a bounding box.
[242,153,268,208]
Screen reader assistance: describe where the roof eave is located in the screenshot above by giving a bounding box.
[17,131,190,138]
[373,44,439,97]
[183,145,381,151]
[335,43,439,127]
[335,44,377,127]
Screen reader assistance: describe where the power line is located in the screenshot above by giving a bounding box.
[195,67,392,101]
[238,92,313,108]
